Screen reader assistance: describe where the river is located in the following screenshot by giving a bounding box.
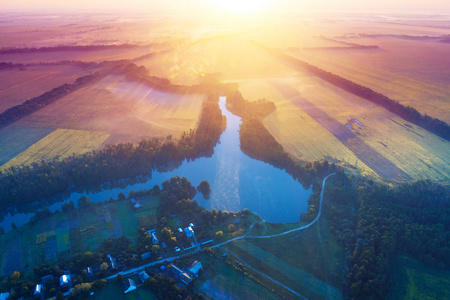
[1,97,312,231]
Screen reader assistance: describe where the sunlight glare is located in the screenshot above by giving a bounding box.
[213,0,275,13]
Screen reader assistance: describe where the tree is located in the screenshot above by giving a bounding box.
[116,273,124,283]
[228,224,235,232]
[9,271,20,284]
[197,180,211,199]
[215,231,223,238]
[78,195,91,207]
[100,262,109,272]
[11,222,17,229]
[118,192,126,201]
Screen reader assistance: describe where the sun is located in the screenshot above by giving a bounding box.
[213,0,274,13]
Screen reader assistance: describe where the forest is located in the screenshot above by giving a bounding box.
[301,171,450,299]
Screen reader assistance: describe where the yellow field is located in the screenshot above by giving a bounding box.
[1,129,109,172]
[236,74,450,183]
[135,37,298,85]
[16,75,205,145]
[237,78,380,179]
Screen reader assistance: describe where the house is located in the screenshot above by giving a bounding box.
[178,228,183,233]
[0,293,9,300]
[189,223,194,227]
[139,271,150,283]
[170,264,184,278]
[131,198,142,209]
[41,274,54,283]
[180,273,192,285]
[141,252,151,260]
[60,274,71,286]
[87,267,94,277]
[188,261,203,276]
[107,254,118,269]
[151,232,159,245]
[184,227,194,238]
[34,284,42,295]
[123,279,137,294]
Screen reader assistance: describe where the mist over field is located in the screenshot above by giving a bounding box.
[0,2,449,299]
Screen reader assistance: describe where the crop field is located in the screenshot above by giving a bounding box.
[226,225,344,300]
[0,125,54,166]
[135,36,298,85]
[0,129,109,172]
[16,75,205,145]
[288,38,450,123]
[388,255,450,300]
[0,64,95,113]
[236,72,450,183]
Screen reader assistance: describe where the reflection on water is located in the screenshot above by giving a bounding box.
[1,97,311,231]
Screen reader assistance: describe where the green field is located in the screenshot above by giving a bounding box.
[93,281,156,300]
[387,255,450,300]
[0,195,160,277]
[223,218,345,300]
[194,254,285,300]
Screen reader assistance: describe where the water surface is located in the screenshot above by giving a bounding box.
[1,97,311,231]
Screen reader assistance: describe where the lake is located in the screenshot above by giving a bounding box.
[1,97,311,231]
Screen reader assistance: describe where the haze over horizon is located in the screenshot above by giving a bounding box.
[2,0,450,15]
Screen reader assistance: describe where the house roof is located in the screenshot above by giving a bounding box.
[171,264,184,277]
[139,271,150,283]
[189,261,203,275]
[60,275,70,286]
[34,284,42,295]
[0,293,10,300]
[124,278,137,294]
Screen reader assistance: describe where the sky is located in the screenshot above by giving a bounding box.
[2,0,450,14]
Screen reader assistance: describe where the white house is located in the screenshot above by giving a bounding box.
[184,227,194,238]
[60,274,71,286]
[34,284,42,295]
[123,278,137,294]
[188,261,203,276]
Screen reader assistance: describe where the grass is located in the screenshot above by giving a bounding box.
[194,254,285,300]
[16,74,205,144]
[114,200,140,244]
[227,239,342,300]
[0,129,109,172]
[93,281,156,300]
[387,255,450,300]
